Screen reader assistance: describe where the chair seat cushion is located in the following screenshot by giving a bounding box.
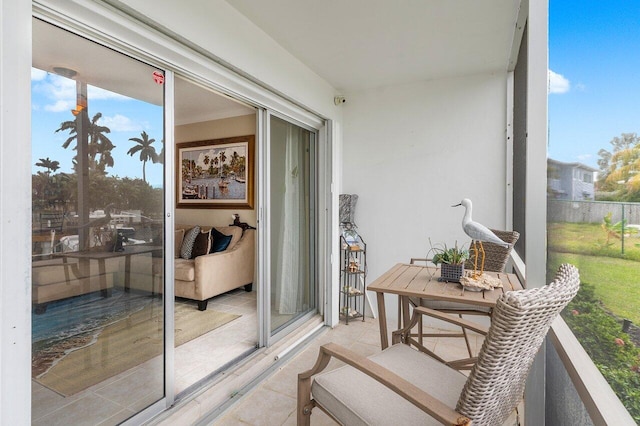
[312,344,467,426]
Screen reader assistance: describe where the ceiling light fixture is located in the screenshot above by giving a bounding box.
[52,66,77,79]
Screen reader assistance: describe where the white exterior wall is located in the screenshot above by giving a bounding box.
[342,73,508,319]
[1,1,32,423]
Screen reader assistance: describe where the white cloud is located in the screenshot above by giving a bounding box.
[33,73,131,113]
[33,74,76,100]
[577,154,592,162]
[98,114,143,132]
[548,69,570,94]
[31,68,47,81]
[45,99,75,113]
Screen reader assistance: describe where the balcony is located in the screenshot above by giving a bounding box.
[153,292,635,425]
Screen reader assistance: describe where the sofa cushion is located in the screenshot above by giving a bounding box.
[175,229,185,258]
[210,228,233,253]
[175,258,195,281]
[180,226,200,259]
[191,229,211,258]
[212,226,243,250]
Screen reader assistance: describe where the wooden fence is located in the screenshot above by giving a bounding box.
[547,200,640,225]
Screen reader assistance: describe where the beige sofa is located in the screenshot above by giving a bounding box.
[128,224,255,310]
[175,224,255,310]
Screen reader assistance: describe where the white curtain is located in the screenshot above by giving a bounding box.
[276,125,304,314]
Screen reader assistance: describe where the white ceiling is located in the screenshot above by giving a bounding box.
[227,0,521,92]
[33,2,521,123]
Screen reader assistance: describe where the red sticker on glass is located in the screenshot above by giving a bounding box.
[152,71,164,85]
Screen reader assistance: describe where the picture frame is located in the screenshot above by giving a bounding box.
[176,135,254,209]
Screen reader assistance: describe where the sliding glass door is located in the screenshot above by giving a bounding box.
[269,115,317,334]
[31,19,166,425]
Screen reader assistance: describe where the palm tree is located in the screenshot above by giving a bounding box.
[56,112,115,172]
[35,157,60,174]
[219,151,227,176]
[203,155,210,176]
[127,131,159,183]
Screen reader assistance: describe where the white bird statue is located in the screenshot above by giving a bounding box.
[453,198,508,278]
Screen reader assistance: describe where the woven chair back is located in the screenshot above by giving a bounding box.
[464,229,520,272]
[456,264,580,425]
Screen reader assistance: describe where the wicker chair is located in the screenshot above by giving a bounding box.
[298,264,579,426]
[405,229,520,360]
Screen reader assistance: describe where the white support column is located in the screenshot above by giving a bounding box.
[524,0,549,425]
[0,1,33,423]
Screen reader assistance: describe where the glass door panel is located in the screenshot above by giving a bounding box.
[31,19,165,424]
[269,115,316,334]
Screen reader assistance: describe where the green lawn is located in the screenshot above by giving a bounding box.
[548,222,640,324]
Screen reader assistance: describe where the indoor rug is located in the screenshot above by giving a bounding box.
[33,299,240,396]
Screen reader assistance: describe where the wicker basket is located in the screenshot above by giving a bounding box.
[439,263,464,282]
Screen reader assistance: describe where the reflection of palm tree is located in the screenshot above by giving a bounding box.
[74,203,115,250]
[127,131,159,183]
[35,157,60,174]
[158,144,165,165]
[56,112,115,172]
[86,203,115,229]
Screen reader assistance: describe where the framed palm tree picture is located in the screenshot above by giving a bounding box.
[176,135,254,209]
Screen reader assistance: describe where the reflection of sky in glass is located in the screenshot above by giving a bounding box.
[31,69,164,187]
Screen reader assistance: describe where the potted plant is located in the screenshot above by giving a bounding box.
[430,242,469,282]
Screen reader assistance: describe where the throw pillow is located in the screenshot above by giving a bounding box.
[175,229,185,258]
[210,227,233,253]
[191,229,212,259]
[180,226,200,260]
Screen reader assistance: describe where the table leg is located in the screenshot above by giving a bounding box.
[124,254,132,293]
[98,259,108,297]
[376,292,388,349]
[401,295,410,329]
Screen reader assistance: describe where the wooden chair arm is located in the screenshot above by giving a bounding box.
[299,342,471,426]
[412,306,490,335]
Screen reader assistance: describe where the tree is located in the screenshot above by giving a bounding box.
[56,112,115,173]
[203,155,211,176]
[219,151,227,176]
[35,157,60,174]
[597,133,640,198]
[127,131,159,183]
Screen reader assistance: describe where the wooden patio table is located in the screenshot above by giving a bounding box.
[367,262,524,349]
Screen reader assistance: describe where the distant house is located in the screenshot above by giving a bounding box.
[548,158,597,200]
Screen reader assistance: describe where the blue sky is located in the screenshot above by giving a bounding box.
[31,68,164,188]
[548,1,640,169]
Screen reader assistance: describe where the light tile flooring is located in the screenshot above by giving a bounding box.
[212,316,504,426]
[175,289,258,395]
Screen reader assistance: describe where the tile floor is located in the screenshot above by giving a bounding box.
[212,316,504,426]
